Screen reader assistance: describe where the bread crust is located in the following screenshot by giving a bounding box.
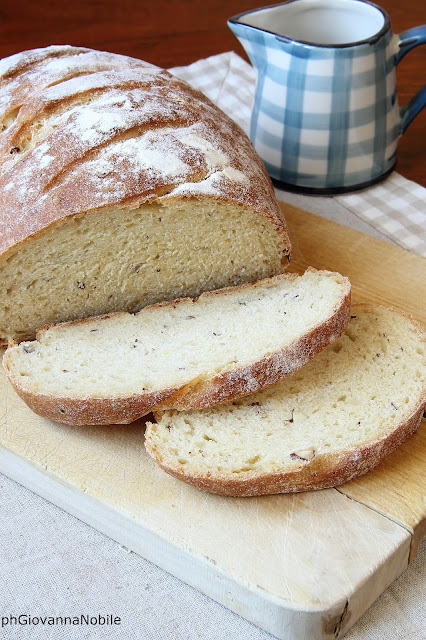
[3,270,350,425]
[0,45,290,262]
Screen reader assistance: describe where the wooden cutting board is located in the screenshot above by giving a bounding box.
[0,203,425,640]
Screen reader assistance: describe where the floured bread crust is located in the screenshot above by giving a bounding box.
[0,46,287,252]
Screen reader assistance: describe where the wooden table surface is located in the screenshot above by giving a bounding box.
[0,0,425,186]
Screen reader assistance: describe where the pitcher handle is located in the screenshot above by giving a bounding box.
[396,26,426,132]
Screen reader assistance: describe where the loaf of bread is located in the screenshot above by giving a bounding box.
[0,45,291,344]
[145,304,426,496]
[3,269,350,425]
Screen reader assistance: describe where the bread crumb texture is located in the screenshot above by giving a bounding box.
[0,45,290,343]
[146,305,426,496]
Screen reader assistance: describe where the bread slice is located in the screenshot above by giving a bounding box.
[3,269,350,425]
[145,304,426,496]
[0,45,290,344]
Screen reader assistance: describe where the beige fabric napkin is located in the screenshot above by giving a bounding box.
[171,52,426,257]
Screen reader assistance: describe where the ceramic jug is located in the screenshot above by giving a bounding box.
[228,0,426,193]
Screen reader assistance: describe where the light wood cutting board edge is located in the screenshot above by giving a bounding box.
[281,202,426,560]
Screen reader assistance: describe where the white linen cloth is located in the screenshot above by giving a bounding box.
[0,51,425,640]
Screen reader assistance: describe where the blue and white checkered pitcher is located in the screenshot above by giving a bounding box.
[228,0,426,193]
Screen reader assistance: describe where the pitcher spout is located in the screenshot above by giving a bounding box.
[228,2,308,75]
[227,19,262,72]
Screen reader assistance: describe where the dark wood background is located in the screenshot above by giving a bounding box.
[0,0,424,185]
